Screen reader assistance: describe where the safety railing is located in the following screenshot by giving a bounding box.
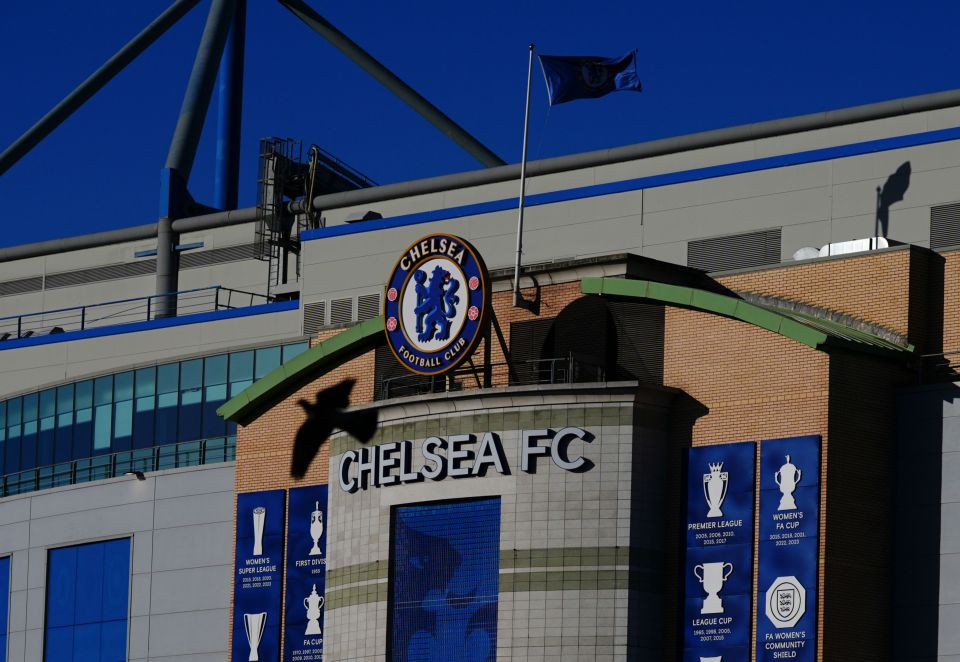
[0,286,273,341]
[0,436,236,498]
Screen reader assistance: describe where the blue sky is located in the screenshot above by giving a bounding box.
[1,0,958,248]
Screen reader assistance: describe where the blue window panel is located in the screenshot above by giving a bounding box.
[73,624,101,661]
[282,342,308,362]
[73,408,92,459]
[254,346,281,379]
[101,541,129,621]
[93,405,112,452]
[133,368,156,450]
[38,389,56,467]
[0,402,6,476]
[21,393,38,470]
[55,385,74,464]
[3,398,18,474]
[47,547,78,628]
[112,401,133,453]
[75,543,105,624]
[202,355,227,438]
[155,362,179,445]
[0,556,9,662]
[390,499,501,662]
[45,627,73,662]
[99,620,127,662]
[178,359,202,442]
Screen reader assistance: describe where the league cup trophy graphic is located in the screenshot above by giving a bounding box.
[694,561,734,614]
[252,506,266,556]
[304,584,324,635]
[243,612,267,661]
[703,462,728,518]
[774,454,802,510]
[309,501,324,556]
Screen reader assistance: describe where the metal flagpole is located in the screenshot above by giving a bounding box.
[513,43,535,308]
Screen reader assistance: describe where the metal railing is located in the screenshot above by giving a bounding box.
[0,286,273,340]
[379,355,606,401]
[0,436,235,498]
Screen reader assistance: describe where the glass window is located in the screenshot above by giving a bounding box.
[112,373,133,452]
[45,539,130,662]
[55,385,74,464]
[229,351,253,393]
[92,376,113,453]
[73,381,93,459]
[254,346,281,379]
[133,368,156,450]
[178,359,202,442]
[21,393,38,470]
[202,355,227,438]
[0,401,6,476]
[5,398,22,474]
[389,499,501,662]
[38,389,56,467]
[282,341,309,362]
[0,556,8,662]
[156,363,178,445]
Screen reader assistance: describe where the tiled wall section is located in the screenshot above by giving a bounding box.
[324,385,673,661]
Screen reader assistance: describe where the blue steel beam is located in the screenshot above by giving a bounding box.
[214,0,246,210]
[0,0,201,176]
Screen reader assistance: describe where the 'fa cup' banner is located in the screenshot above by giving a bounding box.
[233,490,286,662]
[284,485,329,662]
[756,436,820,662]
[683,442,755,662]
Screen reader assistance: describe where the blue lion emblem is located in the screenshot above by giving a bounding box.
[413,265,460,342]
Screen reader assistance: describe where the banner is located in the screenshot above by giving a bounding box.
[683,442,755,662]
[756,436,820,662]
[233,490,286,662]
[284,485,329,662]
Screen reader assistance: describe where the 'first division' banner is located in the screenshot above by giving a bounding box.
[284,485,329,662]
[756,436,820,662]
[683,442,755,662]
[233,490,286,662]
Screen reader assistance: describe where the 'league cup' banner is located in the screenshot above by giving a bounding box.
[683,442,755,662]
[284,486,329,662]
[756,436,820,662]
[233,490,286,662]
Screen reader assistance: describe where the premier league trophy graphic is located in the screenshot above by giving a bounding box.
[703,462,729,518]
[309,501,324,556]
[243,612,267,661]
[774,454,802,510]
[694,561,734,614]
[304,584,325,635]
[252,506,266,556]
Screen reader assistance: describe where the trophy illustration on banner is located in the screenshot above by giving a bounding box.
[243,612,267,662]
[700,657,722,662]
[694,561,733,614]
[304,584,325,635]
[309,501,324,556]
[252,506,266,556]
[774,454,802,511]
[703,462,729,518]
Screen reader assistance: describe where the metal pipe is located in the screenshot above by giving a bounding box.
[512,44,535,308]
[155,217,179,318]
[166,0,238,181]
[0,0,201,176]
[277,0,505,168]
[214,0,246,210]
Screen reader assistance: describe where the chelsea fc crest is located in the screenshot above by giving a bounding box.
[384,233,490,376]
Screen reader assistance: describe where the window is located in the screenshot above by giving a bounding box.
[45,539,130,662]
[93,377,113,452]
[389,499,500,662]
[0,556,8,662]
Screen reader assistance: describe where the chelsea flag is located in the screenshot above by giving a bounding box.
[538,50,642,105]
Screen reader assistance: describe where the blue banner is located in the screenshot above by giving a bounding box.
[683,442,755,661]
[756,436,820,662]
[233,490,286,662]
[284,485,329,662]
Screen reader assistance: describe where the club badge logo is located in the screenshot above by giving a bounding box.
[764,575,806,628]
[384,234,490,376]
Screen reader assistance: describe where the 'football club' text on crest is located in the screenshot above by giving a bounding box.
[384,234,490,376]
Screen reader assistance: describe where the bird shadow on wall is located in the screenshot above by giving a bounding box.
[876,162,912,239]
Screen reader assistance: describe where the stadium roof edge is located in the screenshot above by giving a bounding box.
[5,87,960,263]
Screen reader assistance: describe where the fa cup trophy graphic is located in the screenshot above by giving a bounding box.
[309,501,324,556]
[694,561,734,614]
[304,584,324,635]
[252,506,266,556]
[703,462,728,518]
[243,612,267,661]
[774,454,802,510]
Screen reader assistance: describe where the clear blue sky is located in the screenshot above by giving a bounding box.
[1,0,958,249]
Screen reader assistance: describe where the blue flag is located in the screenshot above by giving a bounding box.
[538,51,642,106]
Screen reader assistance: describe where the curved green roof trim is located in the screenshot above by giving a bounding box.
[580,277,914,355]
[218,315,385,425]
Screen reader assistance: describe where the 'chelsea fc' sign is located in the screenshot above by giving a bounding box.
[384,234,490,375]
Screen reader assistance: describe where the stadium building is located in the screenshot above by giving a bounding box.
[4,28,960,662]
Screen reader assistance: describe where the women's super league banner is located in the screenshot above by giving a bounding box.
[756,436,820,662]
[683,442,755,662]
[284,485,329,662]
[233,490,286,662]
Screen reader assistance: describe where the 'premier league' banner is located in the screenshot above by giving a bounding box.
[756,436,820,662]
[284,486,329,662]
[233,490,286,662]
[683,442,755,662]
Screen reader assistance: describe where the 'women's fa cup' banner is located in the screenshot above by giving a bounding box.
[284,485,329,662]
[756,436,820,662]
[683,442,755,662]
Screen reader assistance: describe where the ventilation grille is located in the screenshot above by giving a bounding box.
[608,300,664,385]
[45,260,156,289]
[180,242,258,269]
[931,202,960,250]
[357,293,381,321]
[375,344,409,400]
[687,228,782,273]
[0,276,43,297]
[303,301,326,336]
[330,298,353,325]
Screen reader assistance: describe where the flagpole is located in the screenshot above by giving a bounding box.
[513,43,535,308]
